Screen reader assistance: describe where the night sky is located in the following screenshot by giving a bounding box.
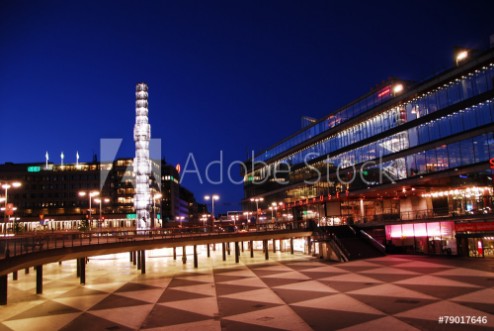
[1,0,494,214]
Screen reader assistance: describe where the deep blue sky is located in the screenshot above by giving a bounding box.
[1,0,494,214]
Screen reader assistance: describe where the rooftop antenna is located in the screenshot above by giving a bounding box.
[76,151,80,168]
[45,151,49,169]
[61,151,64,167]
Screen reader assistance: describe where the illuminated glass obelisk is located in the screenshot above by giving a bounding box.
[134,83,151,230]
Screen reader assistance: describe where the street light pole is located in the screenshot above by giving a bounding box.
[79,191,99,228]
[2,182,21,234]
[204,194,220,221]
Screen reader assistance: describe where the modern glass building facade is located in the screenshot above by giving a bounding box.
[243,45,494,257]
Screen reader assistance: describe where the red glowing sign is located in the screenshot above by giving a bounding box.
[377,87,391,98]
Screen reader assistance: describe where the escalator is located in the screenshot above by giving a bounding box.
[314,225,385,261]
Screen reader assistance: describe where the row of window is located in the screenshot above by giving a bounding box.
[249,98,494,182]
[254,84,396,163]
[252,62,494,165]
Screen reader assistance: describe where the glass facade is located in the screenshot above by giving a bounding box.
[246,62,494,185]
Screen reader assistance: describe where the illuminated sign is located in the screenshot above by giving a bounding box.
[27,166,41,172]
[377,87,391,98]
[490,158,494,169]
[126,213,136,219]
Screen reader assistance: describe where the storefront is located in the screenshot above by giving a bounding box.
[385,221,457,255]
[455,222,494,258]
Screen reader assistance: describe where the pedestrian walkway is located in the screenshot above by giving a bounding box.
[0,249,493,330]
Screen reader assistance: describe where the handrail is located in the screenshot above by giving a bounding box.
[358,229,386,255]
[0,220,309,261]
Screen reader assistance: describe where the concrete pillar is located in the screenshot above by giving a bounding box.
[141,250,146,274]
[36,265,43,294]
[173,247,177,260]
[250,240,254,258]
[182,246,187,264]
[241,241,244,252]
[290,238,294,255]
[207,244,210,258]
[193,245,198,268]
[137,250,141,270]
[227,242,231,255]
[235,242,240,263]
[76,258,81,277]
[132,251,137,265]
[264,240,269,260]
[130,251,133,262]
[273,238,276,253]
[0,275,7,305]
[222,242,226,261]
[12,271,17,281]
[79,258,86,285]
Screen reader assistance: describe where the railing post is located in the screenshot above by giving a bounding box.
[235,242,240,263]
[250,240,254,258]
[173,247,177,260]
[36,265,43,294]
[290,238,294,255]
[222,242,226,261]
[264,240,269,260]
[207,244,210,258]
[182,246,187,264]
[0,275,7,305]
[193,245,198,268]
[141,250,146,274]
[79,258,86,285]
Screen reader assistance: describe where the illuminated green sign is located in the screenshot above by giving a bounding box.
[126,213,136,219]
[27,166,41,172]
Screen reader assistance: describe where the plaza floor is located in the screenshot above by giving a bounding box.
[0,247,494,331]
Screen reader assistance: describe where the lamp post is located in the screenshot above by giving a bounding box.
[250,197,263,223]
[93,197,110,229]
[176,216,185,228]
[152,193,162,228]
[204,194,220,221]
[1,181,21,234]
[79,190,99,227]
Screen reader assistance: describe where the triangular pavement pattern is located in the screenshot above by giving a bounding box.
[347,283,437,300]
[222,304,312,331]
[158,296,219,317]
[52,294,109,311]
[260,271,311,280]
[272,279,338,294]
[361,266,421,275]
[88,304,154,329]
[170,283,216,297]
[217,297,283,317]
[3,313,82,331]
[141,304,212,329]
[432,267,494,277]
[89,293,150,310]
[219,288,285,305]
[115,288,165,304]
[6,300,80,320]
[291,293,385,315]
[450,288,494,304]
[142,319,221,331]
[60,312,134,331]
[215,276,268,288]
[338,315,420,331]
[394,275,481,288]
[319,272,383,284]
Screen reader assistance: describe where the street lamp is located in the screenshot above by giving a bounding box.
[152,193,162,228]
[2,181,21,234]
[79,190,99,227]
[250,197,263,222]
[93,197,110,228]
[204,194,220,221]
[176,215,185,228]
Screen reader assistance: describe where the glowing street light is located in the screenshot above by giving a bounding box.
[250,197,264,222]
[93,197,110,228]
[176,215,185,228]
[2,181,21,234]
[204,194,220,220]
[79,190,99,225]
[456,49,469,65]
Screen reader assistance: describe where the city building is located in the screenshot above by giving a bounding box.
[243,42,494,258]
[0,157,199,231]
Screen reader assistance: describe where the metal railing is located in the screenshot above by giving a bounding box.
[0,220,310,260]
